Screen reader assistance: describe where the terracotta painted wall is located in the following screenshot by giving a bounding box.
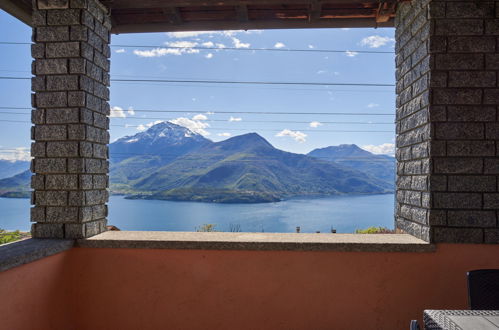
[1,244,499,330]
[0,251,72,330]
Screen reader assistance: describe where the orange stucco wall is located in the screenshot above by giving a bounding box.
[1,244,499,330]
[0,250,73,330]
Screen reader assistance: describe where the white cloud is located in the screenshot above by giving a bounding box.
[115,48,126,53]
[316,70,327,75]
[367,103,380,108]
[361,143,395,155]
[229,116,242,122]
[167,30,262,38]
[133,41,200,57]
[245,30,263,34]
[341,28,351,31]
[192,114,208,121]
[345,51,359,57]
[110,106,126,118]
[133,48,181,57]
[136,120,164,132]
[137,30,259,58]
[217,132,231,137]
[169,117,210,136]
[205,53,214,59]
[232,37,250,48]
[274,42,286,49]
[309,121,323,128]
[127,107,135,115]
[360,35,395,48]
[276,129,307,143]
[167,31,226,38]
[206,111,215,115]
[308,44,315,49]
[0,147,31,162]
[166,40,198,48]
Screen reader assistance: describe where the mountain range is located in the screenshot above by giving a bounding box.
[0,160,30,180]
[307,144,395,184]
[0,122,395,203]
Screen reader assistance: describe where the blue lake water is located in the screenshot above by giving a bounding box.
[0,194,395,233]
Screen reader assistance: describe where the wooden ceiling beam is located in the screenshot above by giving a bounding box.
[112,17,393,34]
[162,7,183,24]
[0,0,32,26]
[375,1,397,23]
[236,5,249,22]
[102,0,399,10]
[308,0,321,22]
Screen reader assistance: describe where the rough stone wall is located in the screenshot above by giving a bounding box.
[396,0,499,243]
[30,0,111,238]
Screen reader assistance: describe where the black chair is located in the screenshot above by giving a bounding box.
[467,269,499,310]
[409,320,420,330]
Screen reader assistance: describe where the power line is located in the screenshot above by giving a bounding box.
[0,112,395,124]
[112,82,394,93]
[0,119,393,132]
[0,42,32,45]
[0,70,395,93]
[0,111,31,115]
[0,76,395,88]
[108,156,395,163]
[115,118,395,125]
[115,44,395,54]
[0,106,394,116]
[0,77,29,80]
[0,120,29,123]
[112,78,395,87]
[0,41,395,55]
[116,125,393,132]
[128,109,394,116]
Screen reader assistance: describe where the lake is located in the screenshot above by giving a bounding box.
[0,194,395,233]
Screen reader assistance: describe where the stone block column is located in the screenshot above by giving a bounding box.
[30,0,111,238]
[395,0,499,243]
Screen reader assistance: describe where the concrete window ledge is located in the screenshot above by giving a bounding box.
[76,231,435,253]
[0,239,74,272]
[0,232,434,273]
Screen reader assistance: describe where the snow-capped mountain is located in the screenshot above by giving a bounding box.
[110,121,212,163]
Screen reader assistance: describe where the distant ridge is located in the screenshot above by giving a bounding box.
[0,170,30,198]
[308,144,395,185]
[0,160,30,179]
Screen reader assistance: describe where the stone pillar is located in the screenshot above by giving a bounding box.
[30,0,111,238]
[395,0,499,243]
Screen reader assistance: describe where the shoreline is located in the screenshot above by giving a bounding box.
[0,190,395,204]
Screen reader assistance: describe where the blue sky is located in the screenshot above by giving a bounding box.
[0,9,395,161]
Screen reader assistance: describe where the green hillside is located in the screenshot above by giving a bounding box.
[119,133,392,202]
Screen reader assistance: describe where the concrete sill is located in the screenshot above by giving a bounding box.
[0,238,74,272]
[77,231,435,253]
[0,232,434,273]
